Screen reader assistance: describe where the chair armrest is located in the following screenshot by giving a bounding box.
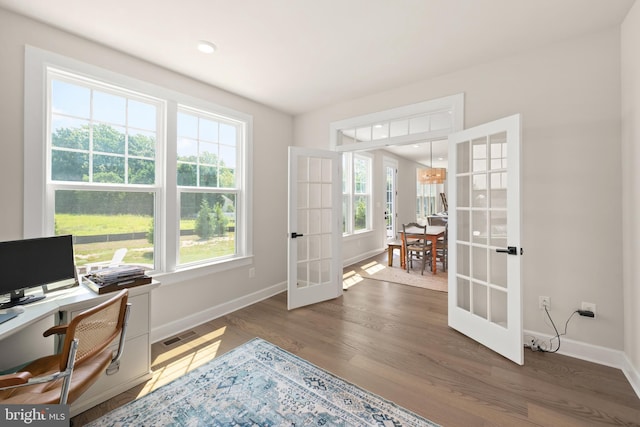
[106,303,132,375]
[0,371,32,388]
[43,324,68,337]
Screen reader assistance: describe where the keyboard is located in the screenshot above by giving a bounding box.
[0,312,19,325]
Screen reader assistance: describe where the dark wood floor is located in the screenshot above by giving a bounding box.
[73,253,640,426]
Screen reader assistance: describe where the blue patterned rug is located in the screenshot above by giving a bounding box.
[88,337,439,426]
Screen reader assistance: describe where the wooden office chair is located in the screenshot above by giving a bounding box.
[0,289,131,405]
[403,222,432,275]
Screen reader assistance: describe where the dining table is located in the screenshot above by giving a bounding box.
[399,225,446,275]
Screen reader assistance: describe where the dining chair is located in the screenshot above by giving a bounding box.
[402,222,432,275]
[435,223,448,272]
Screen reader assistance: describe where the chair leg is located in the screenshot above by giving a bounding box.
[406,251,409,272]
[421,251,430,275]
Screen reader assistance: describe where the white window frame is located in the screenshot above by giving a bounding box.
[342,152,372,235]
[329,94,464,153]
[24,46,253,283]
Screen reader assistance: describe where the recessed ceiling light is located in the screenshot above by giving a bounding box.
[197,40,217,54]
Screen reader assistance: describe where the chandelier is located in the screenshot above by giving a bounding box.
[418,168,447,184]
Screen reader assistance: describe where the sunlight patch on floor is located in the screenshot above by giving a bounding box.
[142,340,223,395]
[362,261,386,275]
[142,326,226,397]
[342,270,363,289]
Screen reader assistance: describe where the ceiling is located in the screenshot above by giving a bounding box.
[0,0,634,167]
[385,140,449,168]
[0,0,634,117]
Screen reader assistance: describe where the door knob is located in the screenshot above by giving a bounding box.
[496,246,520,255]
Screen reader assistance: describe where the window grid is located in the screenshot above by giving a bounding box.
[342,153,372,234]
[49,74,160,186]
[40,64,249,274]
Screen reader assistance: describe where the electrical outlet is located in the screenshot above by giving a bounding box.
[581,301,596,318]
[249,267,255,278]
[539,296,550,310]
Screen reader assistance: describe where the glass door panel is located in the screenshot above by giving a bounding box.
[448,114,523,365]
[288,148,342,310]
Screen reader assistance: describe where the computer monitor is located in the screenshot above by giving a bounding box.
[0,235,77,309]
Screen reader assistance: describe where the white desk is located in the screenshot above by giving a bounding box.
[0,281,159,416]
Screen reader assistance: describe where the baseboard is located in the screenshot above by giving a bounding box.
[151,281,286,344]
[343,247,385,268]
[524,329,640,398]
[622,352,640,399]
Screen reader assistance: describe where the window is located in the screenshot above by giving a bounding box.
[342,153,372,235]
[330,94,463,152]
[49,72,162,271]
[176,107,242,266]
[25,47,252,276]
[338,110,453,146]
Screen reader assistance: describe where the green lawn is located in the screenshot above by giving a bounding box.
[57,214,235,268]
[56,214,195,236]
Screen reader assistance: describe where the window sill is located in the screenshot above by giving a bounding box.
[343,230,374,241]
[153,256,254,286]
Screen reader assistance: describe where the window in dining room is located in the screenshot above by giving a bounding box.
[342,152,372,235]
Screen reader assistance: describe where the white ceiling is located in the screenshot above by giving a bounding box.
[0,0,634,116]
[385,140,449,168]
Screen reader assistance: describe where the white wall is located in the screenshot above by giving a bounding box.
[0,8,292,341]
[295,28,624,351]
[621,0,640,386]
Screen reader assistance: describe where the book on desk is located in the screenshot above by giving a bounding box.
[83,265,152,295]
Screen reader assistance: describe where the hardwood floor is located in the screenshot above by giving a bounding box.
[73,253,640,426]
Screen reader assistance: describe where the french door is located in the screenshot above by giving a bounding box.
[448,114,523,364]
[287,147,342,310]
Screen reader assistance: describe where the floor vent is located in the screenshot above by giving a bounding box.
[162,330,196,346]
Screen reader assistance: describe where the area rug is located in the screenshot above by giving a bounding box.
[354,260,448,293]
[88,338,438,426]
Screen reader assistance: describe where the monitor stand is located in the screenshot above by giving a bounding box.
[0,290,45,309]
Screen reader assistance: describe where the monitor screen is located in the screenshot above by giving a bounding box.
[0,235,77,308]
